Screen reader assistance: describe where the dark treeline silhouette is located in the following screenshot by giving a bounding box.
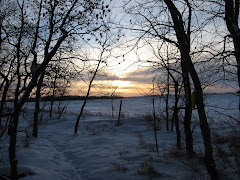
[5,95,123,102]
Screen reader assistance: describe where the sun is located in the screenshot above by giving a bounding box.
[111,80,132,88]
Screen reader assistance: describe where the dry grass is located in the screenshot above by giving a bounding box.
[84,125,101,136]
[137,133,147,147]
[212,128,240,177]
[139,112,162,130]
[138,156,161,177]
[111,148,129,172]
[111,162,128,172]
[167,146,185,158]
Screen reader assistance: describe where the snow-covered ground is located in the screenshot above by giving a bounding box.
[0,93,239,179]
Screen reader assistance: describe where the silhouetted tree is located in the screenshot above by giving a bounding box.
[224,0,240,110]
[1,0,111,179]
[163,0,218,178]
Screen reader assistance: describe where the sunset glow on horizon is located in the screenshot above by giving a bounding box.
[70,69,238,97]
[71,78,153,97]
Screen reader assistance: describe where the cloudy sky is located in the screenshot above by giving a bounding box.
[70,0,238,97]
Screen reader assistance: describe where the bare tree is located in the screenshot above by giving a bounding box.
[163,0,218,178]
[74,32,113,134]
[122,0,218,178]
[32,0,43,138]
[111,86,118,118]
[122,0,194,157]
[1,0,111,179]
[32,71,45,138]
[0,0,17,129]
[200,0,240,111]
[152,79,160,156]
[224,0,240,110]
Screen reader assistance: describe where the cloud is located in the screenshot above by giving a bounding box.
[122,68,157,83]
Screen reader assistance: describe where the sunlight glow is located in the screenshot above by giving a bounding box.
[111,80,132,88]
[105,52,141,78]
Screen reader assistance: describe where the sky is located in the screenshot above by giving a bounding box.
[68,0,238,97]
[71,52,238,97]
[71,58,156,97]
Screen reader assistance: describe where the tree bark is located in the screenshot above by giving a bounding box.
[0,80,10,128]
[8,110,20,180]
[33,71,45,138]
[173,81,181,149]
[181,62,194,157]
[166,67,170,131]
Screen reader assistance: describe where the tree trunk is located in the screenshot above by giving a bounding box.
[166,68,170,131]
[58,106,66,119]
[111,98,114,118]
[49,100,53,118]
[33,72,45,138]
[196,89,218,179]
[0,81,10,128]
[163,0,218,178]
[117,99,122,126]
[75,57,103,134]
[75,96,88,134]
[171,110,174,131]
[7,27,68,179]
[152,90,159,157]
[33,89,40,138]
[173,81,181,149]
[225,0,240,111]
[50,76,57,118]
[8,110,20,180]
[180,0,194,158]
[181,62,194,157]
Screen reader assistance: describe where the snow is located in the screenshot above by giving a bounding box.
[0,93,239,179]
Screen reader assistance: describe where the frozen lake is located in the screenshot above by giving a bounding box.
[22,93,239,121]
